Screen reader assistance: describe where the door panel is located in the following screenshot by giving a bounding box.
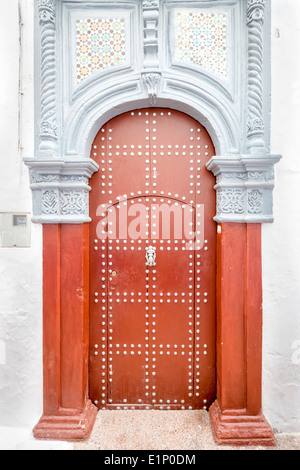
[89,108,216,410]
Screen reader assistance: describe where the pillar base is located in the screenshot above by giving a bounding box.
[33,399,98,442]
[209,401,276,447]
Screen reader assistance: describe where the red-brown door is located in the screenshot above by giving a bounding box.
[89,109,216,410]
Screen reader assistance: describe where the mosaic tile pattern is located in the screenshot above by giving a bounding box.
[76,18,126,84]
[174,10,228,78]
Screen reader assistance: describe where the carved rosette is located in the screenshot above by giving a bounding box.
[207,154,281,223]
[38,0,58,153]
[246,0,266,149]
[217,188,246,215]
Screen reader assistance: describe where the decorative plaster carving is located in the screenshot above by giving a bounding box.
[207,153,282,223]
[142,72,161,105]
[247,170,273,181]
[38,0,58,153]
[248,189,263,214]
[30,173,58,184]
[246,0,266,149]
[60,191,89,216]
[38,0,56,24]
[216,172,247,183]
[61,175,89,184]
[143,0,159,69]
[42,190,59,215]
[25,0,281,225]
[217,189,246,215]
[143,0,159,10]
[24,158,98,223]
[247,0,265,23]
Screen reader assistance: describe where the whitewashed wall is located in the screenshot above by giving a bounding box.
[262,0,300,433]
[0,0,43,432]
[0,0,299,440]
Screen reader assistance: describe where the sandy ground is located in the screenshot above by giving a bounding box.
[74,410,300,451]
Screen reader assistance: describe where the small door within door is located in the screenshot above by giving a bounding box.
[89,109,216,410]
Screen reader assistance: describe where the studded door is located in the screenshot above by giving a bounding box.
[89,109,216,410]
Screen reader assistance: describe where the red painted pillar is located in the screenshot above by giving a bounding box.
[209,223,276,446]
[33,224,97,441]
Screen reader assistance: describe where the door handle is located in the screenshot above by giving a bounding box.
[146,246,156,267]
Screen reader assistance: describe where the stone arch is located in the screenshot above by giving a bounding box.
[64,79,241,159]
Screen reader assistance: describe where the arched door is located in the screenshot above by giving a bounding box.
[89,109,216,410]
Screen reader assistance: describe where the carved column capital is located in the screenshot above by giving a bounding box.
[207,154,282,223]
[38,0,56,25]
[24,158,99,224]
[247,0,266,24]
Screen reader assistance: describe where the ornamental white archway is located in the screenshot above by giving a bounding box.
[25,0,281,225]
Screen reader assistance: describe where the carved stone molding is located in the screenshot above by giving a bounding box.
[24,158,99,223]
[143,0,160,69]
[246,0,266,151]
[207,153,282,223]
[39,0,56,24]
[143,0,159,8]
[38,0,58,154]
[247,0,265,23]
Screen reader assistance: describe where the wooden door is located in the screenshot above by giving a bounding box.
[89,109,216,410]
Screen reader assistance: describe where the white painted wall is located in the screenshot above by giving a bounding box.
[0,0,299,446]
[0,0,43,433]
[262,0,300,433]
